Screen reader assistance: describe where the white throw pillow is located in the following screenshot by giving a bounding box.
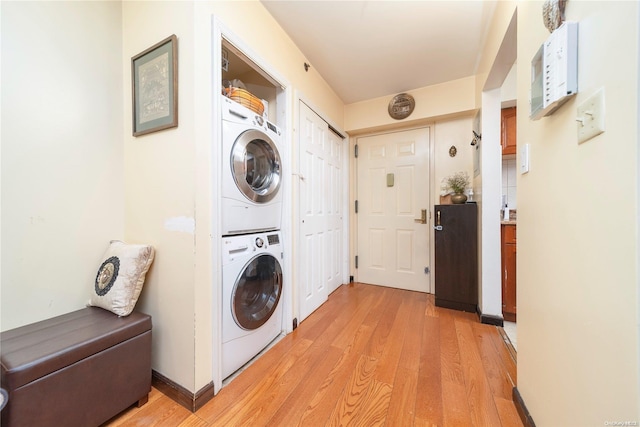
[90,240,155,316]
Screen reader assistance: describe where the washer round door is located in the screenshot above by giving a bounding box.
[231,129,281,203]
[232,253,283,330]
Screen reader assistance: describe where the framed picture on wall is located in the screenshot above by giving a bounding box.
[132,35,178,136]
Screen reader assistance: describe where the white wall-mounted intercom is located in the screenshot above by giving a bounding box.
[530,21,578,120]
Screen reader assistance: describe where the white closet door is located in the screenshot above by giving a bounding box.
[298,101,344,322]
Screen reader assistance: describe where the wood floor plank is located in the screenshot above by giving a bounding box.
[351,379,393,426]
[223,342,334,425]
[197,337,313,424]
[373,291,413,384]
[119,392,193,426]
[494,395,524,427]
[442,380,474,427]
[471,322,515,401]
[232,305,370,426]
[328,354,379,426]
[265,344,345,426]
[386,366,418,425]
[415,315,444,425]
[331,290,379,349]
[492,325,518,386]
[177,415,210,427]
[439,309,465,386]
[106,285,523,427]
[397,291,426,372]
[439,309,473,426]
[298,324,375,426]
[455,319,503,427]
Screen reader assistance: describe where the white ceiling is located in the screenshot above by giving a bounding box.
[261,0,498,104]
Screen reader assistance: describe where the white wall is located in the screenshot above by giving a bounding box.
[1,1,124,331]
[516,0,639,423]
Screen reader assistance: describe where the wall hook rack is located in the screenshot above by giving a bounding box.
[470,130,481,146]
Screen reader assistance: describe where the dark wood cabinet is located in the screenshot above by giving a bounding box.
[501,224,517,321]
[501,107,517,156]
[434,204,478,312]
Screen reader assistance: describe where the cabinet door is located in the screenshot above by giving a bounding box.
[501,107,517,156]
[434,204,478,312]
[501,225,517,321]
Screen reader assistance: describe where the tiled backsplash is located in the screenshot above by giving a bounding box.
[502,158,517,209]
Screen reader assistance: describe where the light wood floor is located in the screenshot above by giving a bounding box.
[105,283,521,426]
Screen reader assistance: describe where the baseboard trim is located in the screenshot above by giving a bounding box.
[152,370,215,412]
[476,307,504,327]
[513,387,536,427]
[435,298,477,313]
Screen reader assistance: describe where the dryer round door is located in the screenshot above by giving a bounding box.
[232,253,283,331]
[231,129,281,203]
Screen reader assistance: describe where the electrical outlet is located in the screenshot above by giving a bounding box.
[577,88,605,144]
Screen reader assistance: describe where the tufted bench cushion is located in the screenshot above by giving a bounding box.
[1,307,151,427]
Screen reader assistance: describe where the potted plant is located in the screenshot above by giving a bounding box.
[442,171,470,204]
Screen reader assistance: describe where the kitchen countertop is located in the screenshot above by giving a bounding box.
[500,209,516,225]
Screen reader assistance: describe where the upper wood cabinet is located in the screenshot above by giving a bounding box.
[501,107,517,156]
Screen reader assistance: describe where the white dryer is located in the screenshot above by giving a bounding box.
[221,95,283,236]
[221,231,283,379]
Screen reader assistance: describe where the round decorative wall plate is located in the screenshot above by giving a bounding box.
[388,93,415,120]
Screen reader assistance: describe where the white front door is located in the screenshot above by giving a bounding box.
[356,127,431,292]
[298,101,344,322]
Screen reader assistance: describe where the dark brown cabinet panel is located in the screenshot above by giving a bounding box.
[434,204,478,312]
[501,224,517,321]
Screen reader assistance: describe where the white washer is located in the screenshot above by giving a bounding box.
[221,231,284,379]
[221,95,283,236]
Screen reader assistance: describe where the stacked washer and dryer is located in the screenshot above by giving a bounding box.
[220,94,284,380]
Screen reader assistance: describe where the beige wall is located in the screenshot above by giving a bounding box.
[344,76,476,135]
[122,0,345,393]
[1,1,124,331]
[122,0,199,395]
[433,117,475,197]
[516,0,639,423]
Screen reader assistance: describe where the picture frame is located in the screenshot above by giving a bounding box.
[132,35,178,136]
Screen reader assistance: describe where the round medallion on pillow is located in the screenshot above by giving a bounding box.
[95,256,120,296]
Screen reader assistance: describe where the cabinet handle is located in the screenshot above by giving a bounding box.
[434,210,442,231]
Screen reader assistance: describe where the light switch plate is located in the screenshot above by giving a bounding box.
[577,88,605,144]
[520,143,530,174]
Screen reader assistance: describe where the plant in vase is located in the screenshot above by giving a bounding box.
[442,171,470,204]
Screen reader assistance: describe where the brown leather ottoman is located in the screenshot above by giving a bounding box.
[1,307,151,427]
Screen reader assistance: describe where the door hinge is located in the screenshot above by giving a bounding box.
[355,255,359,269]
[355,200,358,213]
[354,144,359,158]
[425,267,430,275]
